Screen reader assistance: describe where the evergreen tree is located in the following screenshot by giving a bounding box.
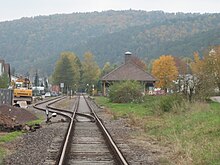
[34,71,39,87]
[44,77,49,92]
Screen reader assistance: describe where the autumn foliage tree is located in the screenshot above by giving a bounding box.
[204,46,220,92]
[190,49,219,99]
[101,62,114,77]
[173,57,190,75]
[190,51,207,96]
[191,52,204,75]
[152,55,178,92]
[81,52,101,91]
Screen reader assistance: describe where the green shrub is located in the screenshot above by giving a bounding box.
[108,81,143,103]
[156,94,185,112]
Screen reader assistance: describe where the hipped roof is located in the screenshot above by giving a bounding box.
[101,61,156,82]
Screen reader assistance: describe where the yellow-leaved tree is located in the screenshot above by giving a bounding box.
[204,46,220,91]
[191,51,204,75]
[152,55,178,92]
[81,52,101,91]
[190,50,218,98]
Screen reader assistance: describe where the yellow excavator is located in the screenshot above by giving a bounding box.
[12,77,32,104]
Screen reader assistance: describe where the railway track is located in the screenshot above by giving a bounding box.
[34,95,128,165]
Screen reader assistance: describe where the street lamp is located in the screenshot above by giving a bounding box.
[92,84,95,96]
[86,84,89,93]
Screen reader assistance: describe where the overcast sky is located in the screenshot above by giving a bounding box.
[0,0,219,22]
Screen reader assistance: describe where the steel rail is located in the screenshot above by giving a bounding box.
[41,96,95,164]
[34,95,128,164]
[56,95,79,165]
[33,96,66,112]
[47,100,95,121]
[33,96,70,118]
[33,95,79,165]
[84,95,129,165]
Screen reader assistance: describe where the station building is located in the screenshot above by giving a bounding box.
[100,52,156,96]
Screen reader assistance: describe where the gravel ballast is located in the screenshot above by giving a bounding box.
[3,122,68,165]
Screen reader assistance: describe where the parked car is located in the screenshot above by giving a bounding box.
[51,92,58,97]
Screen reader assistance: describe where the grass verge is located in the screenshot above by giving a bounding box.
[95,96,220,164]
[25,117,44,125]
[96,96,154,117]
[0,131,23,143]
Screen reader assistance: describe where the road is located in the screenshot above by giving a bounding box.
[210,96,220,103]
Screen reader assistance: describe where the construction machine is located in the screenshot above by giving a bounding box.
[12,77,32,104]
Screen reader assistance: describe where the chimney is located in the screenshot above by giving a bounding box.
[125,51,132,64]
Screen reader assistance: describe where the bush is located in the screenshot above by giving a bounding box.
[108,81,143,103]
[156,94,185,113]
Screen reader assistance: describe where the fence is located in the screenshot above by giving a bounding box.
[0,89,13,105]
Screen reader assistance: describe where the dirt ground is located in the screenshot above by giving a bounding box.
[0,104,37,128]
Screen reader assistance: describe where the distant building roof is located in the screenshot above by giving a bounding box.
[101,52,156,82]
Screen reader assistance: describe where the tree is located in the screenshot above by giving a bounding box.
[101,62,114,77]
[52,52,81,93]
[34,71,39,87]
[151,55,178,92]
[173,56,191,75]
[44,77,49,92]
[190,51,215,100]
[204,46,220,92]
[191,51,204,75]
[81,52,101,92]
[0,73,9,88]
[190,46,220,99]
[173,57,193,95]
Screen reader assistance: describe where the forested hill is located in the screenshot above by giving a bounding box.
[0,10,220,75]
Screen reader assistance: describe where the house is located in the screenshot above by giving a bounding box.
[0,59,12,105]
[100,52,156,96]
